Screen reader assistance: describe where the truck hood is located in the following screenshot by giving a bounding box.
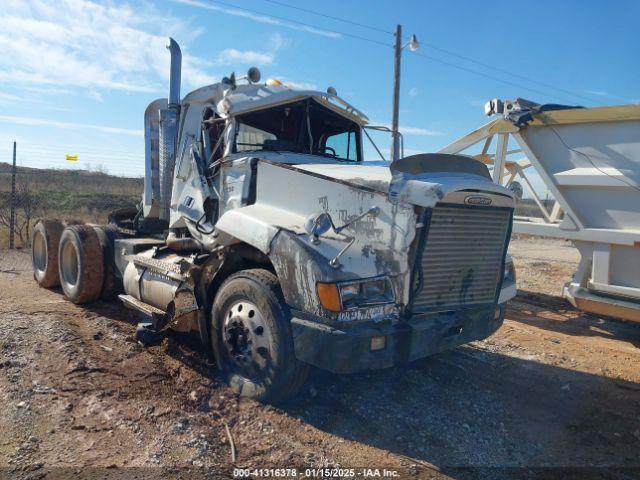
[276,159,514,208]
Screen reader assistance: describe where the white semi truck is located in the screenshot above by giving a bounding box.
[31,39,516,403]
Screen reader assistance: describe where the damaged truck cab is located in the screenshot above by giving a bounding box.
[32,39,516,403]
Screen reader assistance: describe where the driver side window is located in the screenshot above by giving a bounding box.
[325,130,357,161]
[236,123,276,152]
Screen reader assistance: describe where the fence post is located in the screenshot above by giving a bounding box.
[9,141,16,249]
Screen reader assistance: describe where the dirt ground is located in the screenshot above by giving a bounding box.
[0,237,639,480]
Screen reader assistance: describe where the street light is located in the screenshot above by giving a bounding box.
[407,34,419,52]
[390,26,419,164]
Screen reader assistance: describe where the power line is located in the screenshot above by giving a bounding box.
[202,0,600,104]
[427,44,603,105]
[412,52,575,104]
[16,141,143,156]
[8,143,144,163]
[259,0,394,35]
[13,156,143,168]
[15,148,144,165]
[1,154,143,174]
[16,148,143,161]
[202,0,391,47]
[254,0,604,106]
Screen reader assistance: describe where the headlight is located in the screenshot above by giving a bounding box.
[316,277,395,312]
[362,279,387,298]
[503,261,516,283]
[339,283,360,304]
[339,277,394,309]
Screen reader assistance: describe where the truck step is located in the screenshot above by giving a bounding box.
[124,254,187,281]
[118,294,165,319]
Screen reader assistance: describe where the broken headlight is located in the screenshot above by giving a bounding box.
[338,277,394,309]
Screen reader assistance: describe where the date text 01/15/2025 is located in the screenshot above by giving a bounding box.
[233,467,401,478]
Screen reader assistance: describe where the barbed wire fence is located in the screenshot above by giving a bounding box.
[1,140,553,250]
[1,141,143,249]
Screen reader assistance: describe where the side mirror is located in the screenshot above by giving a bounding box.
[247,67,261,84]
[304,212,333,244]
[509,181,524,200]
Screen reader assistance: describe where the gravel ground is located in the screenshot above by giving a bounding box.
[0,238,639,480]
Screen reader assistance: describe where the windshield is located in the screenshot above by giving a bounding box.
[233,99,361,161]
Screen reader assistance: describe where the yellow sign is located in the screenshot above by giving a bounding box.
[65,155,78,162]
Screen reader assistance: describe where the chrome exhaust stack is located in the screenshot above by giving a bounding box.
[167,38,182,108]
[158,37,182,221]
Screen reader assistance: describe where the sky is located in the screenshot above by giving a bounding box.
[1,0,639,196]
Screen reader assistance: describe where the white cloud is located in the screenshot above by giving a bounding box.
[0,91,21,103]
[215,32,290,67]
[217,49,274,66]
[0,0,216,94]
[87,90,104,102]
[175,0,341,39]
[7,85,73,96]
[0,89,72,111]
[268,33,290,52]
[399,125,442,136]
[0,114,142,137]
[372,120,443,137]
[216,32,292,70]
[584,90,609,97]
[408,87,419,97]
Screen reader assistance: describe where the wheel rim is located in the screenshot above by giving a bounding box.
[33,231,47,273]
[223,300,273,380]
[60,240,79,289]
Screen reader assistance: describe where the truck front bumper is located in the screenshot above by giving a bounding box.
[291,304,505,374]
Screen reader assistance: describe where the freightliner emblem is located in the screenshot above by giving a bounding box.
[464,195,492,206]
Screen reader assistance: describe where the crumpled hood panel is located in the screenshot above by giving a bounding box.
[290,161,514,208]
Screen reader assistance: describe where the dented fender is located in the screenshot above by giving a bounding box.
[214,204,306,253]
[268,230,406,322]
[268,230,363,318]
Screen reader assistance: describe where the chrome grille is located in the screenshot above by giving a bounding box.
[412,204,511,312]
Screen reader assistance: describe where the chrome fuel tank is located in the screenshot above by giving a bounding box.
[122,251,188,311]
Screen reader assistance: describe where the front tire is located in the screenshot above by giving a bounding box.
[211,269,309,403]
[58,225,104,304]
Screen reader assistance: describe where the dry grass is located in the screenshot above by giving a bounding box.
[0,163,141,248]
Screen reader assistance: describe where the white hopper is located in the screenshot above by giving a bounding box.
[440,102,640,322]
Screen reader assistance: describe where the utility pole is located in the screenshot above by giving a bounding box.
[390,24,402,164]
[9,141,16,249]
[390,25,419,165]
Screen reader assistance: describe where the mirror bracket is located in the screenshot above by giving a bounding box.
[304,207,380,268]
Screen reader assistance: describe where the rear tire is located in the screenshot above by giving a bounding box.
[58,225,104,304]
[32,219,65,288]
[211,269,309,404]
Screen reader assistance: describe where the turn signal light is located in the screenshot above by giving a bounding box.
[316,282,342,312]
[370,336,386,351]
